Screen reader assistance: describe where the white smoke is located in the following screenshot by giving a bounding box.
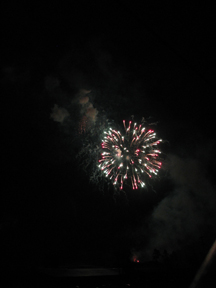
[134,153,216,260]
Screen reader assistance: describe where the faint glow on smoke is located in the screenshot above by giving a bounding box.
[79,96,89,105]
[86,106,98,122]
[79,115,88,134]
[78,89,98,133]
[50,104,69,123]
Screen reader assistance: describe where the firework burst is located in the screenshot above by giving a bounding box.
[98,120,162,190]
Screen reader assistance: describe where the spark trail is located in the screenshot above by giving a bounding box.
[98,120,162,190]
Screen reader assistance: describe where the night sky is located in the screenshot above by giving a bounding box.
[1,1,216,283]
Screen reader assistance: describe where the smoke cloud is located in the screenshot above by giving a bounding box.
[50,104,70,123]
[49,87,98,131]
[78,88,98,123]
[133,153,216,260]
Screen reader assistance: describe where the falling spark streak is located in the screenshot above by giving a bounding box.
[98,120,162,189]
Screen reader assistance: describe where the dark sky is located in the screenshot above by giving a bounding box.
[1,1,216,271]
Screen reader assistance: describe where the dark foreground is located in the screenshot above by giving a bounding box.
[0,264,215,288]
